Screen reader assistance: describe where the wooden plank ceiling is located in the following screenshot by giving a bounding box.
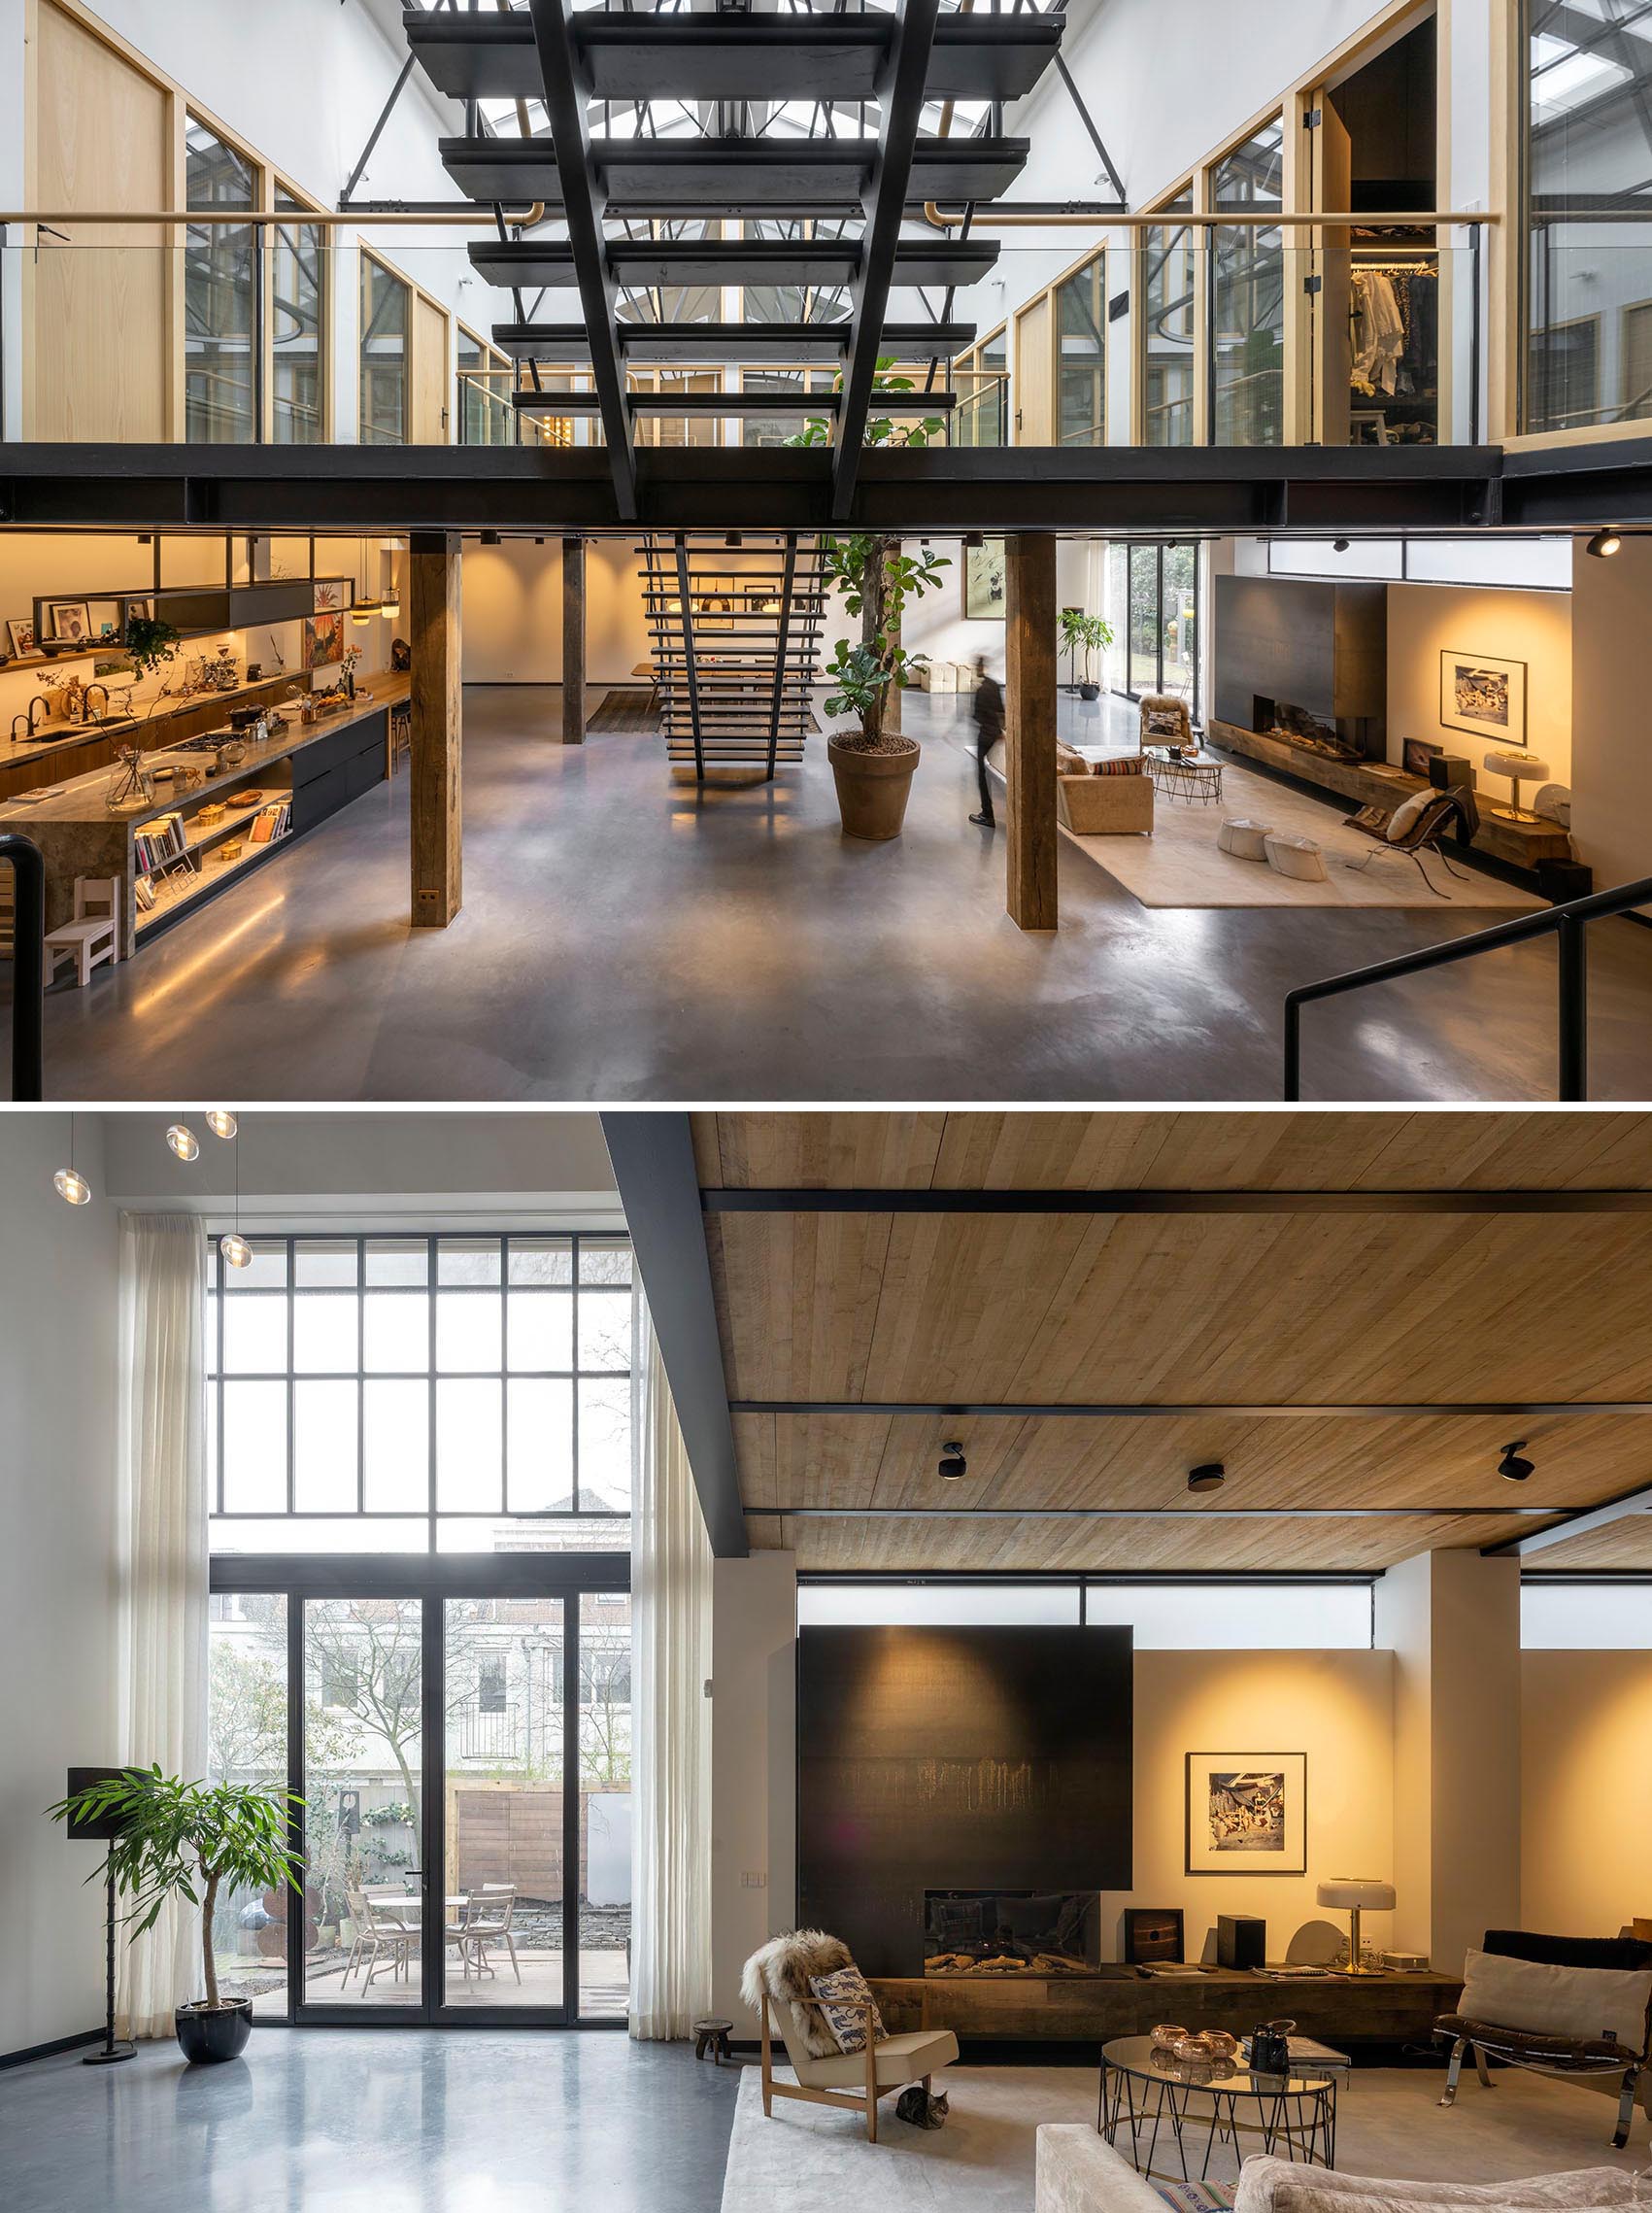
[689,1111,1652,1574]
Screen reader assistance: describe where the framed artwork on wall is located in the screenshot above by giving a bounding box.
[1439,650,1528,747]
[1402,736,1441,780]
[963,537,1007,621]
[44,599,92,645]
[1185,1753,1307,1876]
[303,612,344,668]
[1123,1907,1185,1965]
[313,580,344,613]
[7,616,36,658]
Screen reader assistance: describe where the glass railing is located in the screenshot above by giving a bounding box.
[0,232,1517,450]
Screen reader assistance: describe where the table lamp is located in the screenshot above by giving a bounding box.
[1317,1877,1396,1976]
[1481,751,1552,822]
[65,1765,136,2064]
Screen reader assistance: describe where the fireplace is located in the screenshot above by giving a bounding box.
[924,1890,1100,1977]
[1252,695,1381,765]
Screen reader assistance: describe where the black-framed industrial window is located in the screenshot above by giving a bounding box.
[208,1232,634,1554]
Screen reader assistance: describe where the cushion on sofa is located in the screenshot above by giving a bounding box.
[1055,740,1094,776]
[1386,789,1434,841]
[1093,753,1145,776]
[1457,1946,1652,2052]
[1234,2160,1645,2213]
[1155,2183,1237,2212]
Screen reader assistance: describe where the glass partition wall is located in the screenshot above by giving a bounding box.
[185,118,258,444]
[208,1234,633,2028]
[1211,120,1287,446]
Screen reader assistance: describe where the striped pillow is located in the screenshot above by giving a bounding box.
[1093,754,1145,777]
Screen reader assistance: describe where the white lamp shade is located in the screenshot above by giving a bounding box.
[1317,1878,1397,1910]
[1483,752,1552,782]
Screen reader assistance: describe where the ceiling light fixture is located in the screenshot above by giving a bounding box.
[221,1115,252,1270]
[205,1109,238,1141]
[1187,1462,1227,1494]
[1586,528,1622,559]
[480,529,502,548]
[725,530,743,549]
[963,530,985,550]
[53,1111,91,1206]
[938,1442,968,1481]
[166,1122,200,1163]
[1332,539,1350,553]
[1498,1440,1534,1482]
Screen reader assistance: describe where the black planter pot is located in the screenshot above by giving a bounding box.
[175,1998,253,2064]
[1078,683,1100,700]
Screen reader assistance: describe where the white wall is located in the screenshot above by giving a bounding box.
[711,1551,798,2025]
[1521,1651,1652,1941]
[1569,536,1652,894]
[1385,580,1574,791]
[0,1114,121,2060]
[461,540,655,689]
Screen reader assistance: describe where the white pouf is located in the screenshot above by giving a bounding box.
[1218,818,1274,861]
[1264,831,1329,882]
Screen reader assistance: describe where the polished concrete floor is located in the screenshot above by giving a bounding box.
[10,685,1650,1102]
[0,2028,743,2213]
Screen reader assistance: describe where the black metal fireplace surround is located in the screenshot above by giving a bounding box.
[795,1627,1132,1980]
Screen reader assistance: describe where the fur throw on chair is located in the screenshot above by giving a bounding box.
[741,1930,855,2059]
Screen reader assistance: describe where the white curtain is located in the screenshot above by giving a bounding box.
[628,1293,713,2039]
[116,1212,209,2039]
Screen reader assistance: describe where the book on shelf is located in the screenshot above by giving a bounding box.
[248,800,289,846]
[132,812,188,875]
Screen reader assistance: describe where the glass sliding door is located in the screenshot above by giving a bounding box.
[1128,545,1161,696]
[442,1597,568,2015]
[1115,543,1202,720]
[208,1593,292,2009]
[299,1596,424,2010]
[577,1589,633,2020]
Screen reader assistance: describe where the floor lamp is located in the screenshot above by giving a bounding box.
[67,1765,135,2065]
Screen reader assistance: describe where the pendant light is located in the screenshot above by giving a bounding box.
[221,1115,252,1270]
[166,1122,200,1162]
[205,1109,238,1141]
[53,1111,92,1206]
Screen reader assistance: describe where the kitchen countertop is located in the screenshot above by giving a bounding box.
[2,667,309,769]
[0,677,409,830]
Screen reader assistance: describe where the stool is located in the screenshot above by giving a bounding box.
[692,2016,733,2065]
[44,874,121,986]
[1264,832,1329,883]
[1218,818,1273,861]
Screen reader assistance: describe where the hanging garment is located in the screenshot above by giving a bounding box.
[1352,269,1405,395]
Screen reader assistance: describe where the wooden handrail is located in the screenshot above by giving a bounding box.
[924,203,1500,228]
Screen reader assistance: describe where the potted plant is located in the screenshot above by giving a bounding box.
[50,1764,303,2065]
[1059,608,1113,700]
[789,362,950,838]
[122,613,182,681]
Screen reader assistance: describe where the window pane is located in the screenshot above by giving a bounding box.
[439,1239,502,1286]
[366,1240,427,1286]
[295,1240,357,1287]
[1090,1583,1369,1649]
[1143,219,1196,446]
[1521,1583,1652,1649]
[209,1594,289,2011]
[577,1378,632,1513]
[507,1378,575,1513]
[293,1379,358,1513]
[365,1291,428,1372]
[221,1381,288,1512]
[222,1295,287,1375]
[579,1240,633,1286]
[578,1290,632,1373]
[360,259,409,447]
[363,1379,429,1513]
[509,1237,574,1286]
[1212,120,1285,446]
[1056,260,1105,447]
[580,1588,632,2019]
[294,1291,357,1374]
[437,1290,502,1373]
[224,1239,287,1289]
[798,1582,1081,1626]
[508,1290,573,1372]
[185,119,256,446]
[437,1379,503,1512]
[212,1515,427,1553]
[273,189,324,445]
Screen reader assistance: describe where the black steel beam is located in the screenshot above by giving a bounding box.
[832,0,943,521]
[727,1399,1652,1420]
[526,0,636,521]
[703,1186,1652,1216]
[600,1112,747,1559]
[746,1504,1563,1522]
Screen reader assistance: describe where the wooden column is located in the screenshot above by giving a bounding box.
[409,530,462,929]
[562,535,586,744]
[1004,531,1059,931]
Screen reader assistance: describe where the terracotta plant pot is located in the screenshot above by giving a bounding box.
[827,733,921,841]
[175,1997,253,2065]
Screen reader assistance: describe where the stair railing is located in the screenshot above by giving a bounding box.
[1,832,47,1103]
[1283,874,1652,1102]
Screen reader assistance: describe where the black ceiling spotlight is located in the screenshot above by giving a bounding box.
[938,1442,968,1481]
[725,530,743,549]
[480,529,501,548]
[1498,1440,1534,1482]
[1187,1462,1227,1494]
[1332,538,1351,553]
[1586,528,1623,559]
[963,530,985,550]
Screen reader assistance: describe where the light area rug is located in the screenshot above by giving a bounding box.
[720,2065,1652,2213]
[990,748,1544,910]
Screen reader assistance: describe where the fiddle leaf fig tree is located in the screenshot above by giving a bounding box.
[817,530,950,751]
[49,1764,304,2012]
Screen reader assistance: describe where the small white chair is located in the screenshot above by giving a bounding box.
[44,875,120,986]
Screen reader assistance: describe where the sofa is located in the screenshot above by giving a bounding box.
[1057,749,1155,835]
[1034,2128,1642,2213]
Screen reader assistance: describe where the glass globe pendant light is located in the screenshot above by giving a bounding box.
[166,1122,200,1162]
[206,1109,238,1141]
[53,1112,92,1205]
[221,1114,252,1269]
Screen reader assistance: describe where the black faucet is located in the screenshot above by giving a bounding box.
[27,696,51,735]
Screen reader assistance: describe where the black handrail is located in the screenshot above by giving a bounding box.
[0,832,46,1103]
[1284,873,1652,1102]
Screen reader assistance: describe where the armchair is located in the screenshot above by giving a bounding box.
[744,1932,958,2143]
[1137,693,1195,752]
